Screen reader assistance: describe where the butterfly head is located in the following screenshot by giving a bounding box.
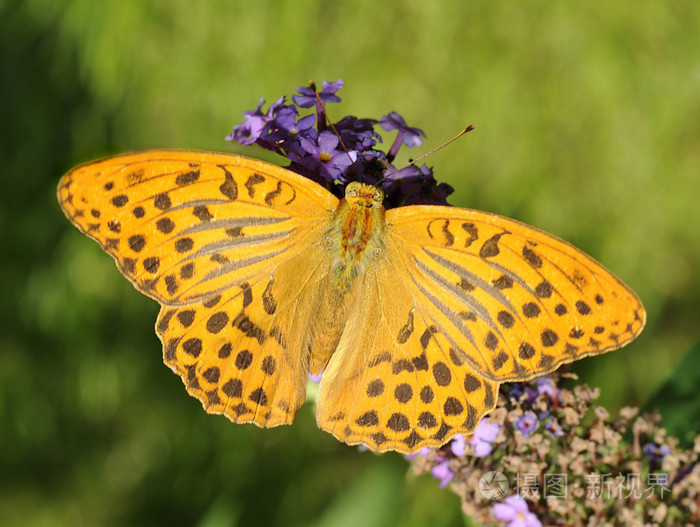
[344,181,384,206]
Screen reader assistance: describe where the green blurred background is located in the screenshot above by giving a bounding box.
[2,1,699,526]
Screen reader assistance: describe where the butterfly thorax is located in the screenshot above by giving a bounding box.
[306,182,387,374]
[332,182,386,293]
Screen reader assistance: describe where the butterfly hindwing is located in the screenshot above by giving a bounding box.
[156,244,332,427]
[316,241,499,453]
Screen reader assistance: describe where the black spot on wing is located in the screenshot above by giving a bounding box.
[480,232,509,258]
[245,174,265,197]
[219,166,238,200]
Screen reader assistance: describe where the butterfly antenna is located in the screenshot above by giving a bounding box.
[379,124,476,184]
[308,81,359,180]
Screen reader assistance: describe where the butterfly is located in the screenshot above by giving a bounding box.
[57,149,645,453]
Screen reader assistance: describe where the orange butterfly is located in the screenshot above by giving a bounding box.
[57,150,645,453]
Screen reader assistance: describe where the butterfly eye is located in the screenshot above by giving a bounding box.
[345,181,361,197]
[372,187,384,203]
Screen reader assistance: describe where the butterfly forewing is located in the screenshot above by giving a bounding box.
[58,150,338,304]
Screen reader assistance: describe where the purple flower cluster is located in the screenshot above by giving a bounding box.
[408,373,700,526]
[227,79,454,208]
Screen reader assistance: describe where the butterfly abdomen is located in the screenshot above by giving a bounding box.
[306,278,355,375]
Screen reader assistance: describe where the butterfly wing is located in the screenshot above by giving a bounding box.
[386,205,645,380]
[316,259,499,453]
[316,203,644,453]
[58,150,339,426]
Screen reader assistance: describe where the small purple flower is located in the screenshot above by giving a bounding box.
[272,107,316,138]
[308,371,322,383]
[226,96,285,145]
[335,116,381,153]
[383,164,425,194]
[508,383,526,401]
[449,434,466,457]
[493,495,542,527]
[380,111,426,162]
[515,412,538,436]
[266,107,316,155]
[293,79,344,108]
[431,459,454,488]
[300,130,341,161]
[544,416,564,437]
[300,130,357,180]
[469,419,500,457]
[522,377,556,403]
[643,443,671,462]
[535,377,556,398]
[380,111,426,147]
